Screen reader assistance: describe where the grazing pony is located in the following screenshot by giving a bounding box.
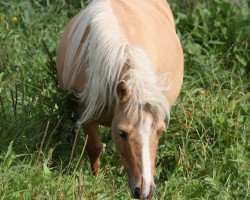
[56,0,183,199]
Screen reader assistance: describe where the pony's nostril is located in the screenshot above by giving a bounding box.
[133,187,141,199]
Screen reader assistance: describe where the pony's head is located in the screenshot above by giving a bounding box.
[112,80,168,199]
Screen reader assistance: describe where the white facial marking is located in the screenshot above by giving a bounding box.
[139,115,153,197]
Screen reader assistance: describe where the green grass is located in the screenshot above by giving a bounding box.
[0,0,249,199]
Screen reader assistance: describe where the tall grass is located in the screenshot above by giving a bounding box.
[0,0,249,199]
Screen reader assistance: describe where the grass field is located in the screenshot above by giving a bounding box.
[0,0,249,199]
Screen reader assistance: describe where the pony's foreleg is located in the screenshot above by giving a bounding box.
[83,122,104,175]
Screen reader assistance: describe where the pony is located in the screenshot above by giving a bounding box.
[56,0,183,199]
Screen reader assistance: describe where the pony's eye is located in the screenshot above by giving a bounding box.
[118,130,128,139]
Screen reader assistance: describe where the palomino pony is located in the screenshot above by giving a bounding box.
[56,0,183,198]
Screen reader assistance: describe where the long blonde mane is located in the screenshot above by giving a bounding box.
[62,0,170,124]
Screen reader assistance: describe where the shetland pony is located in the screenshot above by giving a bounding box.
[56,0,183,199]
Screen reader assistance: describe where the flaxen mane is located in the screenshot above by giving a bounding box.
[62,0,170,124]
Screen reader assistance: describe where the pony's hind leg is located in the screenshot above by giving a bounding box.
[83,122,104,175]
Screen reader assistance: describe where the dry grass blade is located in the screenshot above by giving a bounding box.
[38,121,50,162]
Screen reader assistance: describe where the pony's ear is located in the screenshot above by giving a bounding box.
[116,80,130,103]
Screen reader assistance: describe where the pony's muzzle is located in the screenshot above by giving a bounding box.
[132,185,156,199]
